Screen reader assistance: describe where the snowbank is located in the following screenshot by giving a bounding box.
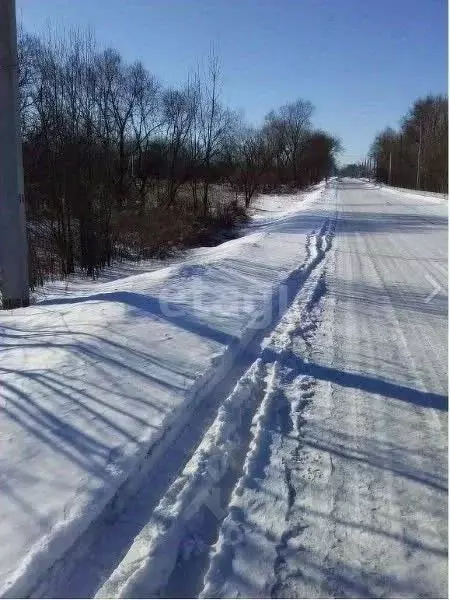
[0,184,327,597]
[378,183,447,203]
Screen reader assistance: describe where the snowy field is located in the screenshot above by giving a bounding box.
[0,179,447,598]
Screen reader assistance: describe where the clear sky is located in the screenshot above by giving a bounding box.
[16,0,448,164]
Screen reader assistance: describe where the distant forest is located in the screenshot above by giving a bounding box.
[18,29,340,286]
[370,95,447,193]
[341,95,448,193]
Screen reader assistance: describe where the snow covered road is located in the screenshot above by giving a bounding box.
[0,179,447,598]
[201,180,448,599]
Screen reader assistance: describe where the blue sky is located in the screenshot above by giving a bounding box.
[17,0,447,164]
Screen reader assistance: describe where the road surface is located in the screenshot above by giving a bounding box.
[24,179,447,599]
[198,179,448,599]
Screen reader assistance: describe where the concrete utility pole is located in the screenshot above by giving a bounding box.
[388,151,392,186]
[416,122,422,190]
[0,0,29,308]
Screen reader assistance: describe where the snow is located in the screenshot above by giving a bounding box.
[1,178,447,598]
[378,182,448,204]
[94,211,336,599]
[0,183,327,597]
[202,179,447,599]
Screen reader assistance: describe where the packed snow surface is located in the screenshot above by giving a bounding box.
[0,179,447,598]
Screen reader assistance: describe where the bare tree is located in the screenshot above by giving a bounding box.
[262,99,314,185]
[198,53,231,215]
[18,26,341,287]
[129,63,161,212]
[371,95,447,192]
[163,84,197,206]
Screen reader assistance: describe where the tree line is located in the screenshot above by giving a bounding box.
[369,95,447,193]
[18,29,340,286]
[338,163,371,178]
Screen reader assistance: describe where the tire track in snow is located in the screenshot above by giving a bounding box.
[268,212,335,598]
[201,220,335,599]
[93,213,336,599]
[270,273,329,598]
